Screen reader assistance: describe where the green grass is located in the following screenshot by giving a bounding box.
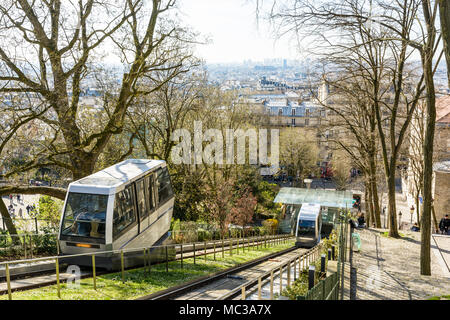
[1,240,294,300]
[428,295,450,300]
[380,231,406,238]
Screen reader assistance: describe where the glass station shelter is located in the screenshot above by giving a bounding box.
[274,188,355,235]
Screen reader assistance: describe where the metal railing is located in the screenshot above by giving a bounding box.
[223,215,349,301]
[0,233,292,300]
[0,217,54,234]
[304,270,339,300]
[303,217,349,300]
[0,233,59,260]
[220,242,323,300]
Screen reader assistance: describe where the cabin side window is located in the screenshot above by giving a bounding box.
[145,173,156,213]
[156,167,173,206]
[113,185,137,239]
[135,179,148,221]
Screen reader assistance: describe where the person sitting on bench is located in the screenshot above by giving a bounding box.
[357,213,366,228]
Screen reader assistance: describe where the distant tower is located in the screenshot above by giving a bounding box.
[318,76,329,104]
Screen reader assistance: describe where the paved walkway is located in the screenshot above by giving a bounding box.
[1,194,41,232]
[432,235,450,275]
[350,228,450,300]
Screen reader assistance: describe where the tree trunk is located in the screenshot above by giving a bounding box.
[387,172,399,238]
[0,198,20,244]
[369,168,382,227]
[439,0,450,88]
[415,196,421,228]
[431,204,439,234]
[365,182,371,227]
[368,147,382,228]
[420,17,436,275]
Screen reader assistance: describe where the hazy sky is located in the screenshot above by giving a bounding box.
[178,0,299,64]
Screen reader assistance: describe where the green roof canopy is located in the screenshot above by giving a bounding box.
[274,188,354,208]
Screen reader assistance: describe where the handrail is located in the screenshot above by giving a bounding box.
[224,218,350,301]
[0,234,289,267]
[1,233,293,300]
[220,241,322,300]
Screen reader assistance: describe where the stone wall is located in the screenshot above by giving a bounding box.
[433,170,450,221]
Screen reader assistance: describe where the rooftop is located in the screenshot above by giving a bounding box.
[434,161,450,173]
[436,95,450,123]
[273,187,354,208]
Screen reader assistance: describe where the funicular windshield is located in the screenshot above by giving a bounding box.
[297,219,315,238]
[61,193,108,239]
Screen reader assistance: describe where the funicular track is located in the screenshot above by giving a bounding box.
[0,234,291,296]
[138,242,322,300]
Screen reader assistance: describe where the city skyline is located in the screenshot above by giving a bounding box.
[179,0,303,64]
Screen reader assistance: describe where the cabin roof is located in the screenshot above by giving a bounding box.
[298,203,321,220]
[71,159,165,189]
[274,187,354,208]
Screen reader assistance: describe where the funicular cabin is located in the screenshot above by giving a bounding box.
[294,203,322,247]
[273,188,354,247]
[58,159,174,270]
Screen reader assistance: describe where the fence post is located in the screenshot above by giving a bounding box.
[92,254,96,290]
[258,277,262,300]
[287,262,291,286]
[143,248,147,269]
[230,239,233,256]
[213,242,216,261]
[34,217,38,234]
[56,258,61,299]
[270,270,274,300]
[148,249,152,274]
[181,244,183,269]
[30,235,33,258]
[321,254,326,275]
[322,278,326,300]
[222,238,224,258]
[204,241,207,261]
[308,265,315,290]
[193,243,196,264]
[294,258,297,281]
[121,250,125,283]
[165,246,169,272]
[279,266,283,294]
[6,263,12,300]
[241,286,246,300]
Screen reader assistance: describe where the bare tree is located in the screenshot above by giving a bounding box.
[0,0,194,180]
[439,0,450,87]
[128,64,203,163]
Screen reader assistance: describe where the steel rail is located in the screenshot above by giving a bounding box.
[220,244,322,300]
[0,234,290,296]
[137,238,314,301]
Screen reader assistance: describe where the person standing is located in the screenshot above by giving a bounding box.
[439,215,450,235]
